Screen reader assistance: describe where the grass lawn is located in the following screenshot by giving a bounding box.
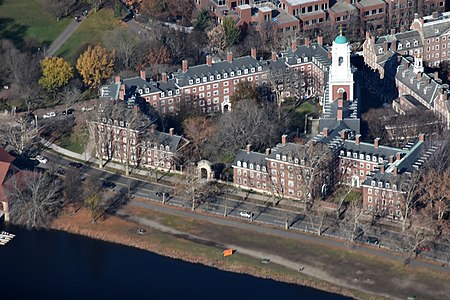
[55,8,120,63]
[0,0,71,47]
[295,101,316,114]
[56,127,88,154]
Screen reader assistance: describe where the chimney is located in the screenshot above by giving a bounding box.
[140,69,146,80]
[227,51,233,62]
[119,84,125,101]
[323,127,329,137]
[265,148,271,156]
[432,11,439,19]
[396,152,402,161]
[434,71,439,80]
[291,40,298,51]
[340,130,348,140]
[271,51,277,61]
[365,31,371,39]
[304,37,311,46]
[380,164,385,174]
[391,40,397,51]
[355,134,361,145]
[169,128,174,137]
[182,60,188,73]
[418,133,425,142]
[115,76,121,84]
[317,36,323,46]
[281,134,287,145]
[414,13,419,20]
[251,48,257,59]
[162,72,168,83]
[374,137,380,149]
[393,166,398,176]
[246,144,251,154]
[389,155,395,164]
[328,50,332,59]
[383,41,389,53]
[337,107,343,121]
[150,124,156,133]
[370,36,375,44]
[206,55,212,66]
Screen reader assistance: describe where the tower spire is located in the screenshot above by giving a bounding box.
[339,25,343,36]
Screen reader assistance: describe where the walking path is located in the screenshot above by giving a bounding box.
[46,17,85,57]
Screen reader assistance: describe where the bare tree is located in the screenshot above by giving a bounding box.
[61,86,81,116]
[104,28,139,71]
[6,171,62,229]
[173,165,207,211]
[0,118,39,155]
[63,168,83,212]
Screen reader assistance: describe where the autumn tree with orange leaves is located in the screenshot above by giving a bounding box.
[76,45,115,88]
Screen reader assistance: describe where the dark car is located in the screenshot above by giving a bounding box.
[56,168,66,176]
[69,162,83,168]
[367,236,379,245]
[62,109,74,115]
[102,180,116,189]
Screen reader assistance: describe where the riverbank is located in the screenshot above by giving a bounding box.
[51,203,450,300]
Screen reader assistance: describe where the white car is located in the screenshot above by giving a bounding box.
[42,112,56,119]
[239,211,252,219]
[36,155,48,164]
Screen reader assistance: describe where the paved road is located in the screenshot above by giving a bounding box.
[46,17,85,57]
[40,150,450,273]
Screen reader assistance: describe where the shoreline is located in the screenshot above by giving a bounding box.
[51,209,366,299]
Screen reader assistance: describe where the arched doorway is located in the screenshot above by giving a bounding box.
[200,168,208,179]
[351,175,360,187]
[342,91,347,101]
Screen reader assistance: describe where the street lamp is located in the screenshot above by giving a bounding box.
[34,114,38,130]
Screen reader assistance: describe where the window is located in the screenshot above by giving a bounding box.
[368,196,372,203]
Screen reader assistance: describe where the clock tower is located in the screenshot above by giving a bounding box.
[328,30,354,103]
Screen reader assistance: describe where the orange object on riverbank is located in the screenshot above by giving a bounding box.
[223,248,233,257]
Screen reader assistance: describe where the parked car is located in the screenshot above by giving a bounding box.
[68,162,83,168]
[239,211,252,219]
[56,168,66,176]
[418,245,431,252]
[62,109,74,115]
[75,16,81,22]
[36,155,48,164]
[42,112,56,119]
[81,106,94,112]
[366,236,379,245]
[102,180,116,190]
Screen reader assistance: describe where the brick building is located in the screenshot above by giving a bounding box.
[101,42,331,114]
[91,107,189,172]
[393,55,450,128]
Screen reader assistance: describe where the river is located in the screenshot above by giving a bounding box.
[0,225,351,299]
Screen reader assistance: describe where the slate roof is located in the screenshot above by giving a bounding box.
[142,130,185,153]
[395,56,442,108]
[232,150,268,167]
[329,1,357,13]
[422,12,450,38]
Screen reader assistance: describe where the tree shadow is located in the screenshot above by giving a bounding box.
[0,18,28,49]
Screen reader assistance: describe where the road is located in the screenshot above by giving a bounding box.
[46,17,85,57]
[41,150,450,273]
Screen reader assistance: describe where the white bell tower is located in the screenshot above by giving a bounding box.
[328,29,354,103]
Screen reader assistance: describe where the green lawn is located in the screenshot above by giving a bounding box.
[55,8,120,63]
[295,101,316,114]
[56,127,88,154]
[0,0,71,47]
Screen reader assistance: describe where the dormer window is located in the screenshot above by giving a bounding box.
[216,74,221,79]
[224,73,228,78]
[304,57,308,62]
[195,78,201,84]
[243,162,247,168]
[378,181,383,188]
[353,153,358,159]
[189,79,193,85]
[244,69,248,74]
[237,70,241,75]
[145,88,149,93]
[138,89,143,94]
[168,91,172,96]
[257,66,262,71]
[414,41,418,46]
[250,163,254,170]
[371,181,376,187]
[386,183,390,189]
[372,156,377,162]
[276,154,281,159]
[406,42,410,48]
[230,71,235,77]
[119,121,124,126]
[297,58,301,63]
[203,77,207,82]
[294,158,299,164]
[393,184,397,190]
[251,67,255,73]
[176,89,180,95]
[256,165,260,171]
[237,161,241,167]
[360,154,364,160]
[262,166,266,172]
[282,155,286,161]
[366,155,371,161]
[209,75,214,81]
[340,150,345,156]
[347,151,351,157]
[165,145,170,151]
[398,43,403,50]
[378,157,383,163]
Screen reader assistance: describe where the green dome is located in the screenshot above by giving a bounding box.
[334,35,348,44]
